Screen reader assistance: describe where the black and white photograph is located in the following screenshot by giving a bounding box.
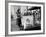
[7,2,44,35]
[11,6,41,31]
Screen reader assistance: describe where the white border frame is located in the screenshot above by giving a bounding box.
[8,3,43,35]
